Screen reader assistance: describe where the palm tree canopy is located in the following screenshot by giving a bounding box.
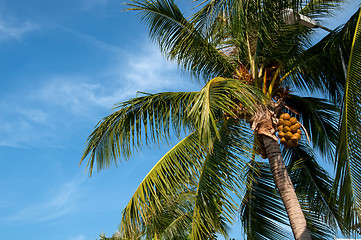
[81,0,361,238]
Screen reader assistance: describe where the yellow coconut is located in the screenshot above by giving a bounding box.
[277,125,284,132]
[290,117,298,125]
[283,126,291,132]
[278,131,285,138]
[285,131,293,140]
[283,113,291,120]
[293,132,301,140]
[284,120,292,127]
[278,119,284,126]
[290,124,299,133]
[297,129,302,134]
[280,137,287,144]
[279,113,285,119]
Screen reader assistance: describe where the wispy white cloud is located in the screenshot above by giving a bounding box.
[0,20,37,40]
[0,31,198,148]
[0,103,54,147]
[34,44,193,116]
[3,176,85,223]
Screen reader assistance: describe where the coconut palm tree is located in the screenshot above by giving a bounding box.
[80,0,361,239]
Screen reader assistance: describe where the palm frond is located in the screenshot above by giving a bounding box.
[161,210,194,240]
[300,0,345,19]
[241,161,292,240]
[287,9,360,103]
[127,0,235,80]
[80,91,196,175]
[119,131,204,238]
[190,121,254,239]
[142,189,195,239]
[334,7,361,234]
[188,77,262,148]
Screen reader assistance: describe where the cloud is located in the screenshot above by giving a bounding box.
[34,45,192,116]
[3,176,85,223]
[0,102,54,147]
[0,20,37,40]
[0,31,198,148]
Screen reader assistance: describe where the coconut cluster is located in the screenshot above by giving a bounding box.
[277,113,301,149]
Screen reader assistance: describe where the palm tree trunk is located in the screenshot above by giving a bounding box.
[260,133,312,240]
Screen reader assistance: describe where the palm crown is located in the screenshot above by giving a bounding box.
[80,0,361,239]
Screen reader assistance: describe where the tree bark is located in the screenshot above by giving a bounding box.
[260,133,312,240]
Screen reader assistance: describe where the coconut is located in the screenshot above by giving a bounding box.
[278,131,285,138]
[279,113,285,119]
[278,119,284,126]
[283,113,291,120]
[277,125,284,132]
[284,120,292,127]
[283,126,291,132]
[290,124,299,133]
[297,129,302,134]
[285,131,293,140]
[290,117,298,125]
[280,137,287,144]
[293,132,301,140]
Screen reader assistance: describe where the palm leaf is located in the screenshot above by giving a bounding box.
[120,131,204,238]
[188,77,262,148]
[161,210,194,240]
[80,91,196,175]
[190,121,254,239]
[299,0,345,19]
[334,7,361,234]
[241,161,292,240]
[127,0,235,80]
[287,9,360,103]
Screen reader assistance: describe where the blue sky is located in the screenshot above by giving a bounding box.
[0,0,359,240]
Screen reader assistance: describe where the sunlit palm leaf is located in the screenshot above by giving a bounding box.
[334,7,361,234]
[161,210,193,240]
[120,131,204,238]
[80,91,196,175]
[143,189,195,239]
[188,77,262,148]
[190,121,254,239]
[127,0,235,80]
